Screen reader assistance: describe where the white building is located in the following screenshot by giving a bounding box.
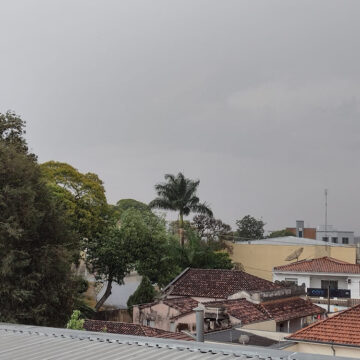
[273,257,360,311]
[316,225,354,245]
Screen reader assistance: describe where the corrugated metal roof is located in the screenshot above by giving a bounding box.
[239,236,347,246]
[0,323,352,360]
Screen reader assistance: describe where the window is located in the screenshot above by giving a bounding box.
[322,237,329,242]
[331,237,338,243]
[285,278,298,285]
[298,230,303,238]
[321,280,338,289]
[342,237,349,244]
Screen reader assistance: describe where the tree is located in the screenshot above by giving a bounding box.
[149,173,213,246]
[0,112,80,326]
[268,229,294,238]
[40,161,108,250]
[169,229,233,270]
[127,276,156,312]
[86,221,131,311]
[66,310,84,330]
[192,214,232,251]
[235,215,265,240]
[115,199,150,216]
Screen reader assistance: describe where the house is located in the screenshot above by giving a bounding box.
[0,323,349,360]
[286,220,316,239]
[133,268,324,335]
[286,304,360,358]
[229,236,358,281]
[316,224,355,244]
[273,257,360,311]
[83,319,194,341]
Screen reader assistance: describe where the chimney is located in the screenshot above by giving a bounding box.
[296,220,304,238]
[193,306,204,342]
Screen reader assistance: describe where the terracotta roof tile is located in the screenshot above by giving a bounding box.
[274,257,360,274]
[288,304,360,346]
[260,297,325,322]
[206,299,270,324]
[168,268,282,298]
[163,297,199,315]
[84,320,194,341]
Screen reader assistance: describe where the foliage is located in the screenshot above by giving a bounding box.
[0,112,80,326]
[115,199,150,216]
[40,161,108,246]
[169,229,233,270]
[235,215,265,240]
[149,172,212,246]
[66,310,84,330]
[120,209,180,287]
[127,276,156,312]
[192,214,232,251]
[268,229,294,238]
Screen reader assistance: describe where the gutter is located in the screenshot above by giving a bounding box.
[285,337,360,349]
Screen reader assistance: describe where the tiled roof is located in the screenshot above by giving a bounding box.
[288,304,360,346]
[260,297,325,322]
[163,297,199,315]
[167,268,282,298]
[84,319,194,341]
[274,257,360,274]
[207,299,270,324]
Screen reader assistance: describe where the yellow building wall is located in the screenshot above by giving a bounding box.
[286,342,360,359]
[228,242,357,281]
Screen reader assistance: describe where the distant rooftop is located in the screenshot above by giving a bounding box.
[274,256,360,274]
[238,236,348,246]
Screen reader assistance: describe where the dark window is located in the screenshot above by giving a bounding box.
[298,230,303,238]
[321,280,338,290]
[342,237,349,244]
[322,237,329,242]
[332,237,338,243]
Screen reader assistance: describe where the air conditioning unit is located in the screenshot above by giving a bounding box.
[347,278,352,284]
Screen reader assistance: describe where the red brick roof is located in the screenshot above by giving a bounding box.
[288,304,360,346]
[167,268,282,298]
[274,257,360,274]
[260,297,325,322]
[84,320,194,341]
[207,299,269,325]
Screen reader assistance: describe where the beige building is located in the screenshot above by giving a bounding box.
[228,236,358,281]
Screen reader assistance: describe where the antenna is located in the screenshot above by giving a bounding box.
[325,189,328,240]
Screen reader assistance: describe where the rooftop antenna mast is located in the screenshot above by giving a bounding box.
[325,189,328,240]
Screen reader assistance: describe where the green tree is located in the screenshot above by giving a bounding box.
[149,173,213,246]
[115,199,150,216]
[40,161,108,250]
[268,229,294,238]
[66,310,84,330]
[127,276,156,312]
[0,112,80,326]
[235,215,265,240]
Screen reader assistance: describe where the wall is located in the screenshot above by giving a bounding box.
[286,342,360,359]
[229,242,357,281]
[242,319,276,331]
[273,273,310,288]
[316,230,355,244]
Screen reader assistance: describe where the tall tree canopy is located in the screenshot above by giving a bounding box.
[115,199,150,216]
[0,112,80,326]
[235,215,265,240]
[149,172,212,246]
[40,161,108,247]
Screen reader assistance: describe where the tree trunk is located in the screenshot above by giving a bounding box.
[179,212,185,247]
[95,275,113,311]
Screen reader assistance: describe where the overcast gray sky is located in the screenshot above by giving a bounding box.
[1,0,360,233]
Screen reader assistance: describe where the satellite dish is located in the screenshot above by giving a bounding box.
[285,247,303,262]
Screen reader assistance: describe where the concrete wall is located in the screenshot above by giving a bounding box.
[229,242,357,281]
[242,319,276,331]
[286,342,360,359]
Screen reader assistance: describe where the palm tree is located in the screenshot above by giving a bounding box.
[149,173,213,246]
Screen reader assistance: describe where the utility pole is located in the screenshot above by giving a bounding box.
[325,189,328,240]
